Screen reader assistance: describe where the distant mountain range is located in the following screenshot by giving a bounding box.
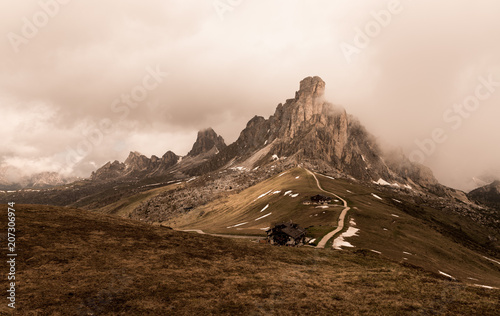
[0,166,76,191]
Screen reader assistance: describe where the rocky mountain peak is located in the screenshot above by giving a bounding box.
[295,76,326,101]
[188,128,226,157]
[124,151,150,171]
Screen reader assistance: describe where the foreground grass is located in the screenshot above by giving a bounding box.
[0,205,498,315]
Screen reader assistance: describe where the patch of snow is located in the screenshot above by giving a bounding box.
[226,222,248,228]
[254,190,272,201]
[391,214,400,218]
[334,199,339,202]
[332,227,360,250]
[284,190,292,196]
[253,166,260,171]
[260,204,269,212]
[278,171,289,177]
[290,193,299,198]
[271,154,279,161]
[392,199,402,203]
[374,178,391,186]
[322,175,336,180]
[140,183,163,188]
[346,190,353,193]
[361,155,366,162]
[295,176,300,179]
[264,140,268,146]
[483,256,500,265]
[316,206,329,209]
[404,184,413,190]
[403,251,413,256]
[255,212,272,221]
[272,190,281,194]
[438,271,456,280]
[467,277,479,281]
[371,193,383,200]
[383,228,388,231]
[473,284,498,290]
[370,250,382,254]
[309,238,316,244]
[260,227,270,231]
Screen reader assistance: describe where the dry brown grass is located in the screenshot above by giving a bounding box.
[0,204,498,315]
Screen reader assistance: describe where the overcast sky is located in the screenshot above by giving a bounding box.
[1,0,499,190]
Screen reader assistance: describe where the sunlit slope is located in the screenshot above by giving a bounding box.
[168,168,344,238]
[314,174,500,288]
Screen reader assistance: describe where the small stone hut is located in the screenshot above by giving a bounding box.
[266,222,306,246]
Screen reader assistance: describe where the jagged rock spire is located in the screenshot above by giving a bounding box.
[187,128,226,157]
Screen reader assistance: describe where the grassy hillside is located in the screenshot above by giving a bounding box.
[168,168,344,240]
[165,168,500,288]
[90,182,183,217]
[0,204,498,315]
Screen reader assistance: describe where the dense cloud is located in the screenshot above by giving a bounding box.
[1,0,499,190]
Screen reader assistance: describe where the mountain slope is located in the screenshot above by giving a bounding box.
[468,181,500,209]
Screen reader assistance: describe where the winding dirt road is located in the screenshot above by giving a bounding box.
[304,169,350,249]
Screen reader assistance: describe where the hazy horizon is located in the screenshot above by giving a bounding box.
[2,0,500,191]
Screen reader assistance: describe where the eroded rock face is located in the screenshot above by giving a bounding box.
[91,160,126,180]
[188,128,226,157]
[125,152,151,172]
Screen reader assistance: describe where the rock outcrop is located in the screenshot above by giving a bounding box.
[188,128,226,157]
